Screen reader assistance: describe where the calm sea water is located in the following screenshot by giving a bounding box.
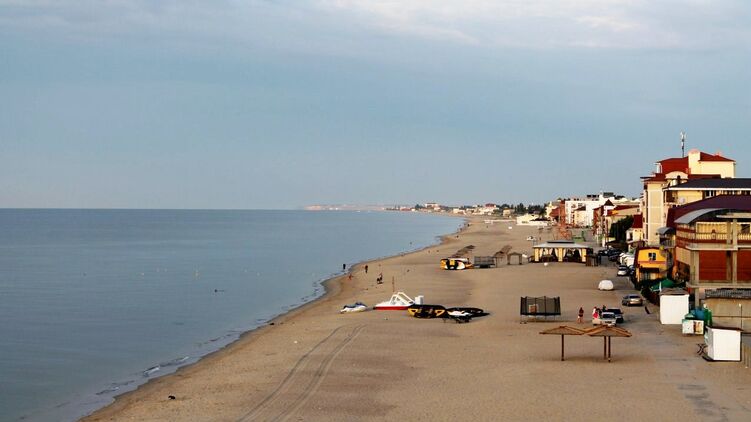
[0,209,462,421]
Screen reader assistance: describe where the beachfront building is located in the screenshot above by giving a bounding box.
[562,193,633,228]
[640,149,736,246]
[634,246,671,285]
[669,196,751,304]
[475,203,500,215]
[664,178,751,206]
[593,202,640,246]
[516,213,550,226]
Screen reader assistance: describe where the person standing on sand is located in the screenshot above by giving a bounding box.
[365,265,368,274]
[342,263,346,271]
[578,307,584,323]
[592,307,598,319]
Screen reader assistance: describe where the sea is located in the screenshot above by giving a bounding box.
[0,209,462,421]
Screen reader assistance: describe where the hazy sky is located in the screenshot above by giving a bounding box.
[1,1,750,209]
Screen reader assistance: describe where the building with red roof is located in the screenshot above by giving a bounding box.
[641,149,736,245]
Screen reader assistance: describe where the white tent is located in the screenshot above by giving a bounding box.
[598,280,614,291]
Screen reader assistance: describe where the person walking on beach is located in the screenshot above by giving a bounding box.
[342,263,346,271]
[365,265,368,274]
[592,306,598,319]
[578,307,584,323]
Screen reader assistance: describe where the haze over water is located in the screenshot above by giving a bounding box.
[0,209,462,421]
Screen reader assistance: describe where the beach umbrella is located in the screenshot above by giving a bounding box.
[539,326,586,361]
[585,326,632,362]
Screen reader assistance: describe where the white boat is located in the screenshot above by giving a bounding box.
[374,292,420,311]
[340,302,368,313]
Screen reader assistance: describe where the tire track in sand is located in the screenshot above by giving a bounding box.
[238,324,366,422]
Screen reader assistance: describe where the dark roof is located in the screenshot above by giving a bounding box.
[666,178,751,190]
[631,214,643,229]
[667,195,751,227]
[705,289,751,299]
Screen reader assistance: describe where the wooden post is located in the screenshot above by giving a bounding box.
[603,337,607,360]
[561,335,565,361]
[608,337,612,362]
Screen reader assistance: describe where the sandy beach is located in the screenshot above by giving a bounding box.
[84,218,751,421]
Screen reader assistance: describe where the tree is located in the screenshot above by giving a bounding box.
[609,216,634,242]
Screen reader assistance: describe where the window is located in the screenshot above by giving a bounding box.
[648,252,657,261]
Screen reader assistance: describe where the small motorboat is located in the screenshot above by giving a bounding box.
[440,257,474,270]
[374,291,419,311]
[407,305,488,323]
[340,302,368,313]
[407,304,446,318]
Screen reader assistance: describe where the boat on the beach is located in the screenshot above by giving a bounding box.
[340,302,368,313]
[440,257,473,270]
[374,291,419,310]
[407,304,488,322]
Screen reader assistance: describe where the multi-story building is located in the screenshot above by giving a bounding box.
[562,193,633,228]
[669,195,751,302]
[640,149,735,245]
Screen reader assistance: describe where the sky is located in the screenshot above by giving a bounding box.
[1,0,750,209]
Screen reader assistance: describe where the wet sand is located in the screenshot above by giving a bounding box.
[84,218,751,421]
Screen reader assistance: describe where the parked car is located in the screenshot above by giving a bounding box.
[593,311,617,326]
[604,307,625,323]
[621,294,643,306]
[616,265,629,276]
[606,248,622,257]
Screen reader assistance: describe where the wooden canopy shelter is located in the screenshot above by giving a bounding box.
[539,326,586,361]
[493,245,513,265]
[532,240,592,264]
[585,326,632,362]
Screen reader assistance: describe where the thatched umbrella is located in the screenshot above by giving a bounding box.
[465,245,476,250]
[539,326,586,361]
[585,326,632,362]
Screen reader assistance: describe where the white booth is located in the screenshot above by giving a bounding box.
[659,289,689,325]
[704,326,741,361]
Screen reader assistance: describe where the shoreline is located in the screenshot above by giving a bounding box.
[79,215,470,421]
[85,217,751,421]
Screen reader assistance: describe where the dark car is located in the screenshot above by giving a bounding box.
[604,307,625,323]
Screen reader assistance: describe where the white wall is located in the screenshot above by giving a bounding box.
[659,294,689,324]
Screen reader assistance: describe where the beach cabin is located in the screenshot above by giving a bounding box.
[659,289,690,325]
[532,240,592,264]
[705,326,742,361]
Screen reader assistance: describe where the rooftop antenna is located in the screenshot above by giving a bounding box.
[680,131,686,157]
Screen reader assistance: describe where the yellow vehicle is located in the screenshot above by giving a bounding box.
[440,257,474,270]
